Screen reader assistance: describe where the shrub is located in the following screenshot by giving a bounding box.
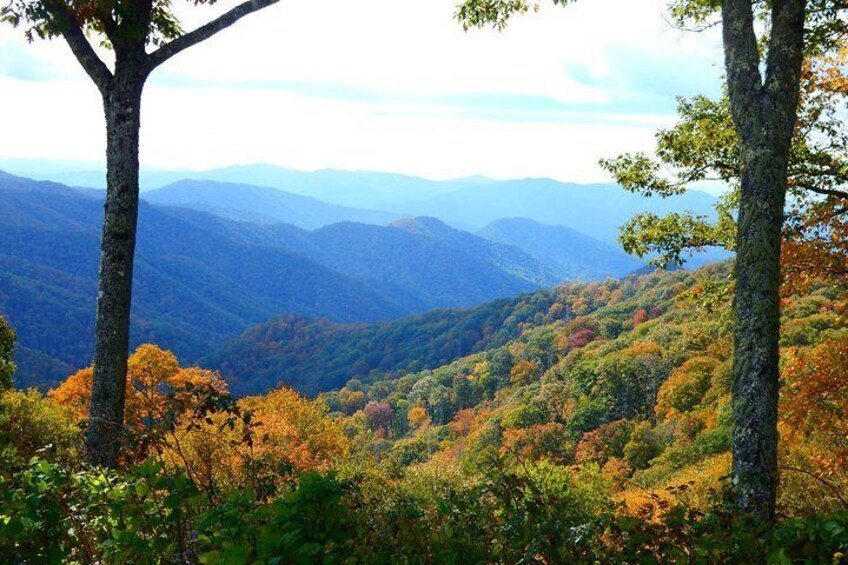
[624,421,666,470]
[0,389,80,465]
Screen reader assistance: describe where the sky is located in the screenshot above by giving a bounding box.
[0,0,725,184]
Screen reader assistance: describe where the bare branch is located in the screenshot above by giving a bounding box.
[797,184,848,200]
[780,465,848,509]
[42,0,112,91]
[146,0,280,71]
[661,12,719,34]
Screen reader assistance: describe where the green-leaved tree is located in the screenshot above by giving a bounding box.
[2,0,281,467]
[456,0,845,521]
[602,49,848,308]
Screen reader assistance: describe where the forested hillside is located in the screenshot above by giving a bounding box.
[318,263,744,462]
[4,262,846,562]
[0,172,549,389]
[478,218,644,280]
[204,290,558,395]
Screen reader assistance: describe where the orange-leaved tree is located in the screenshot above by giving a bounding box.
[161,386,350,496]
[50,343,226,431]
[781,338,848,474]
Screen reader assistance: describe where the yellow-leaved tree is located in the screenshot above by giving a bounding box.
[50,344,226,428]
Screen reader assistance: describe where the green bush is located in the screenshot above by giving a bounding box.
[2,456,848,563]
[0,459,203,563]
[0,390,81,465]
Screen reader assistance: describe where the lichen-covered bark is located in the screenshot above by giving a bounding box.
[722,0,805,521]
[84,54,147,468]
[731,143,787,521]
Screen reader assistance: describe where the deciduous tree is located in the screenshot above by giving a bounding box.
[50,344,227,431]
[2,0,281,467]
[408,405,431,431]
[456,0,845,521]
[604,50,848,293]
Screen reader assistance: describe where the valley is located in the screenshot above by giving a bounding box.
[0,166,719,391]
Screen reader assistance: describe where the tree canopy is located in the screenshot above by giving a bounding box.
[1,0,280,86]
[603,48,848,294]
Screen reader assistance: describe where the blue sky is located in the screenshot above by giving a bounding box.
[0,0,724,183]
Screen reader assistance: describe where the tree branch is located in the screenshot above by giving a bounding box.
[797,184,848,200]
[780,465,848,509]
[721,0,765,133]
[146,0,280,71]
[43,0,113,91]
[764,0,806,138]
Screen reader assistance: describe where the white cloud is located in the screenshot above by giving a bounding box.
[0,0,723,182]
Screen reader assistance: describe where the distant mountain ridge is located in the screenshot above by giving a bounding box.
[0,171,551,389]
[0,161,467,208]
[144,179,400,229]
[391,217,562,287]
[142,178,648,287]
[478,218,643,281]
[263,220,540,310]
[2,162,720,243]
[399,178,719,244]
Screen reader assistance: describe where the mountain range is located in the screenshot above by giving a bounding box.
[2,170,645,389]
[0,171,403,388]
[3,161,720,243]
[0,165,730,392]
[143,179,399,229]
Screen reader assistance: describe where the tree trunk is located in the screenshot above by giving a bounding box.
[731,138,788,522]
[84,65,145,467]
[721,0,805,523]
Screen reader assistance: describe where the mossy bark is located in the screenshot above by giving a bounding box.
[730,143,787,521]
[721,0,805,521]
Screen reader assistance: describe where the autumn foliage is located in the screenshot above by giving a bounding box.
[49,344,226,428]
[781,338,848,472]
[2,265,846,563]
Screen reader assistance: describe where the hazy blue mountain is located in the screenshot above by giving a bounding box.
[178,217,543,311]
[478,218,644,281]
[0,172,547,389]
[0,161,468,208]
[2,162,720,245]
[144,180,399,228]
[391,217,561,286]
[0,173,413,389]
[399,178,719,243]
[300,222,539,308]
[166,165,473,209]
